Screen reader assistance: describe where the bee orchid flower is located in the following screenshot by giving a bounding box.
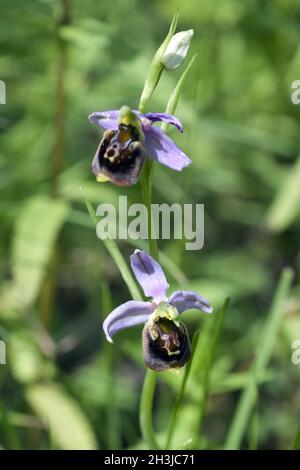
[89,106,191,186]
[103,250,213,371]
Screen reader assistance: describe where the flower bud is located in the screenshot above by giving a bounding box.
[162,29,194,70]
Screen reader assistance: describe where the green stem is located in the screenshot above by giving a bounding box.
[40,0,70,328]
[139,155,159,450]
[138,13,190,447]
[138,80,159,448]
[291,425,300,450]
[140,160,159,260]
[0,399,21,449]
[139,370,159,449]
[139,52,196,448]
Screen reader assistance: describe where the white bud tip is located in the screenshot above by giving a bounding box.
[162,29,194,70]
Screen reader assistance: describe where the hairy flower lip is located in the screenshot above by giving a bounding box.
[142,319,192,371]
[90,111,146,186]
[89,107,190,185]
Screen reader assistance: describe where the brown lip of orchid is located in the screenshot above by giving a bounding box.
[89,105,192,187]
[102,249,213,371]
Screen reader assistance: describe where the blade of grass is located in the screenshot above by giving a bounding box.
[209,369,275,394]
[224,268,293,450]
[165,330,200,449]
[161,54,196,134]
[139,370,159,449]
[266,154,300,232]
[0,400,21,449]
[99,280,121,450]
[248,401,259,450]
[165,298,230,449]
[195,297,231,443]
[291,425,300,450]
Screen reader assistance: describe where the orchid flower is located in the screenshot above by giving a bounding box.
[89,106,191,186]
[103,250,213,371]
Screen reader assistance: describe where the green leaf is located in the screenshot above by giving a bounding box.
[209,370,275,394]
[139,13,178,113]
[26,383,97,450]
[192,297,230,444]
[224,268,293,450]
[291,425,300,450]
[10,330,55,384]
[266,155,300,231]
[165,330,200,449]
[1,195,68,311]
[161,54,196,133]
[0,400,21,449]
[164,298,230,449]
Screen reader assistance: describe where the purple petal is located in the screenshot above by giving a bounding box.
[144,113,183,132]
[144,125,191,171]
[169,290,213,314]
[103,300,155,343]
[89,110,119,130]
[130,250,169,300]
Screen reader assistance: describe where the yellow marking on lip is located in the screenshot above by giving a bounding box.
[121,116,131,126]
[105,153,118,162]
[167,349,180,356]
[96,173,109,183]
[151,302,180,326]
[118,105,144,141]
[118,106,136,126]
[119,128,131,143]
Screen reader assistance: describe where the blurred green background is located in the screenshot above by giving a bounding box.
[1,0,300,450]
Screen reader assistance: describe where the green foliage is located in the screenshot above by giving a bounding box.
[267,156,300,231]
[0,0,300,451]
[10,330,56,384]
[225,269,293,449]
[26,383,97,450]
[10,196,68,308]
[82,190,142,300]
